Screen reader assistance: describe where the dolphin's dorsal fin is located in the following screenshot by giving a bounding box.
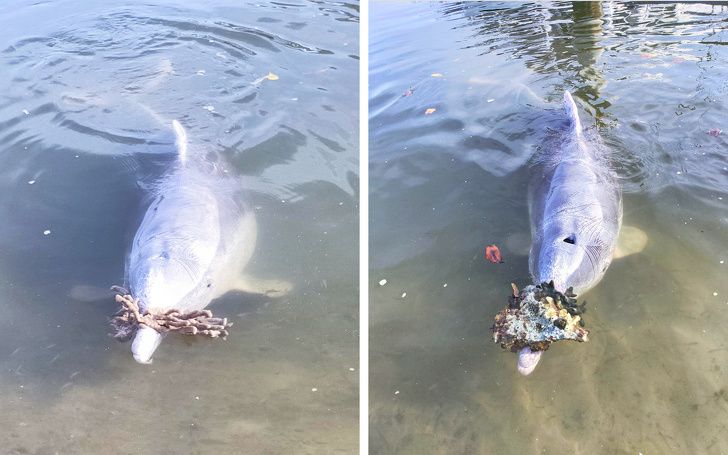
[172,120,187,164]
[563,91,582,136]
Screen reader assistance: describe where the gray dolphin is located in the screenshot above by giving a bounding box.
[519,92,622,375]
[126,120,289,364]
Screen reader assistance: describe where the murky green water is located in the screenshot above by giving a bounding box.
[0,0,358,453]
[370,2,728,454]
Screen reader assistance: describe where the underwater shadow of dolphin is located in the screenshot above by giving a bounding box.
[125,120,290,364]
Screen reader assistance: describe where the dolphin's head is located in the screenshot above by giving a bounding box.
[131,326,164,364]
[128,260,194,364]
[531,226,609,294]
[134,259,195,310]
[535,229,592,293]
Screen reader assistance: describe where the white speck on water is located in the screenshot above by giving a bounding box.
[487,99,495,103]
[27,180,35,185]
[281,199,286,203]
[714,292,719,297]
[196,69,206,75]
[401,292,407,298]
[43,230,51,236]
[443,283,448,288]
[339,201,344,206]
[291,97,299,101]
[349,367,355,371]
[394,390,400,395]
[195,396,199,400]
[203,105,215,112]
[22,109,30,115]
[311,387,318,392]
[74,155,79,158]
[379,279,387,286]
[676,171,682,175]
[720,260,725,264]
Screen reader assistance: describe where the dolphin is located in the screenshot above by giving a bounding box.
[518,92,622,376]
[125,120,289,364]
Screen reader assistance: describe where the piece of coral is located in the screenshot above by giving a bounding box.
[492,281,588,352]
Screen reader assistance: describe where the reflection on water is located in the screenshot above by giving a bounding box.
[370,2,728,453]
[0,0,358,453]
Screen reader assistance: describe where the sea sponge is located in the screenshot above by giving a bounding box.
[492,281,588,352]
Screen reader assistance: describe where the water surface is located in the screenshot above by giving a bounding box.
[0,1,358,453]
[370,2,728,453]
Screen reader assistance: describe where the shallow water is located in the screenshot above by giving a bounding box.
[370,2,728,454]
[0,0,358,453]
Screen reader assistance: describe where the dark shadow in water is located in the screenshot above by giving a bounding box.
[225,126,306,176]
[439,2,610,118]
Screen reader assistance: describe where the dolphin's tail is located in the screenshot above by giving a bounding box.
[563,91,582,136]
[172,120,188,165]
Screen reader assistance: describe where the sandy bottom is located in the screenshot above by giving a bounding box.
[370,195,728,454]
[0,283,358,454]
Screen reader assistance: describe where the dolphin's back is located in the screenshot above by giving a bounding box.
[527,92,622,293]
[127,121,251,313]
[128,174,222,312]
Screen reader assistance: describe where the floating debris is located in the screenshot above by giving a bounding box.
[22,109,30,115]
[492,281,588,353]
[424,108,436,115]
[43,229,51,235]
[708,128,722,137]
[484,244,503,263]
[378,279,387,286]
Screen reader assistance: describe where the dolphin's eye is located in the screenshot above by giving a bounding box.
[563,234,576,244]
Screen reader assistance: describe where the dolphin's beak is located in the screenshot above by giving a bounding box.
[131,326,163,364]
[517,346,543,376]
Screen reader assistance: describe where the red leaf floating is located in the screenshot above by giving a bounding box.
[708,128,722,137]
[485,244,503,263]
